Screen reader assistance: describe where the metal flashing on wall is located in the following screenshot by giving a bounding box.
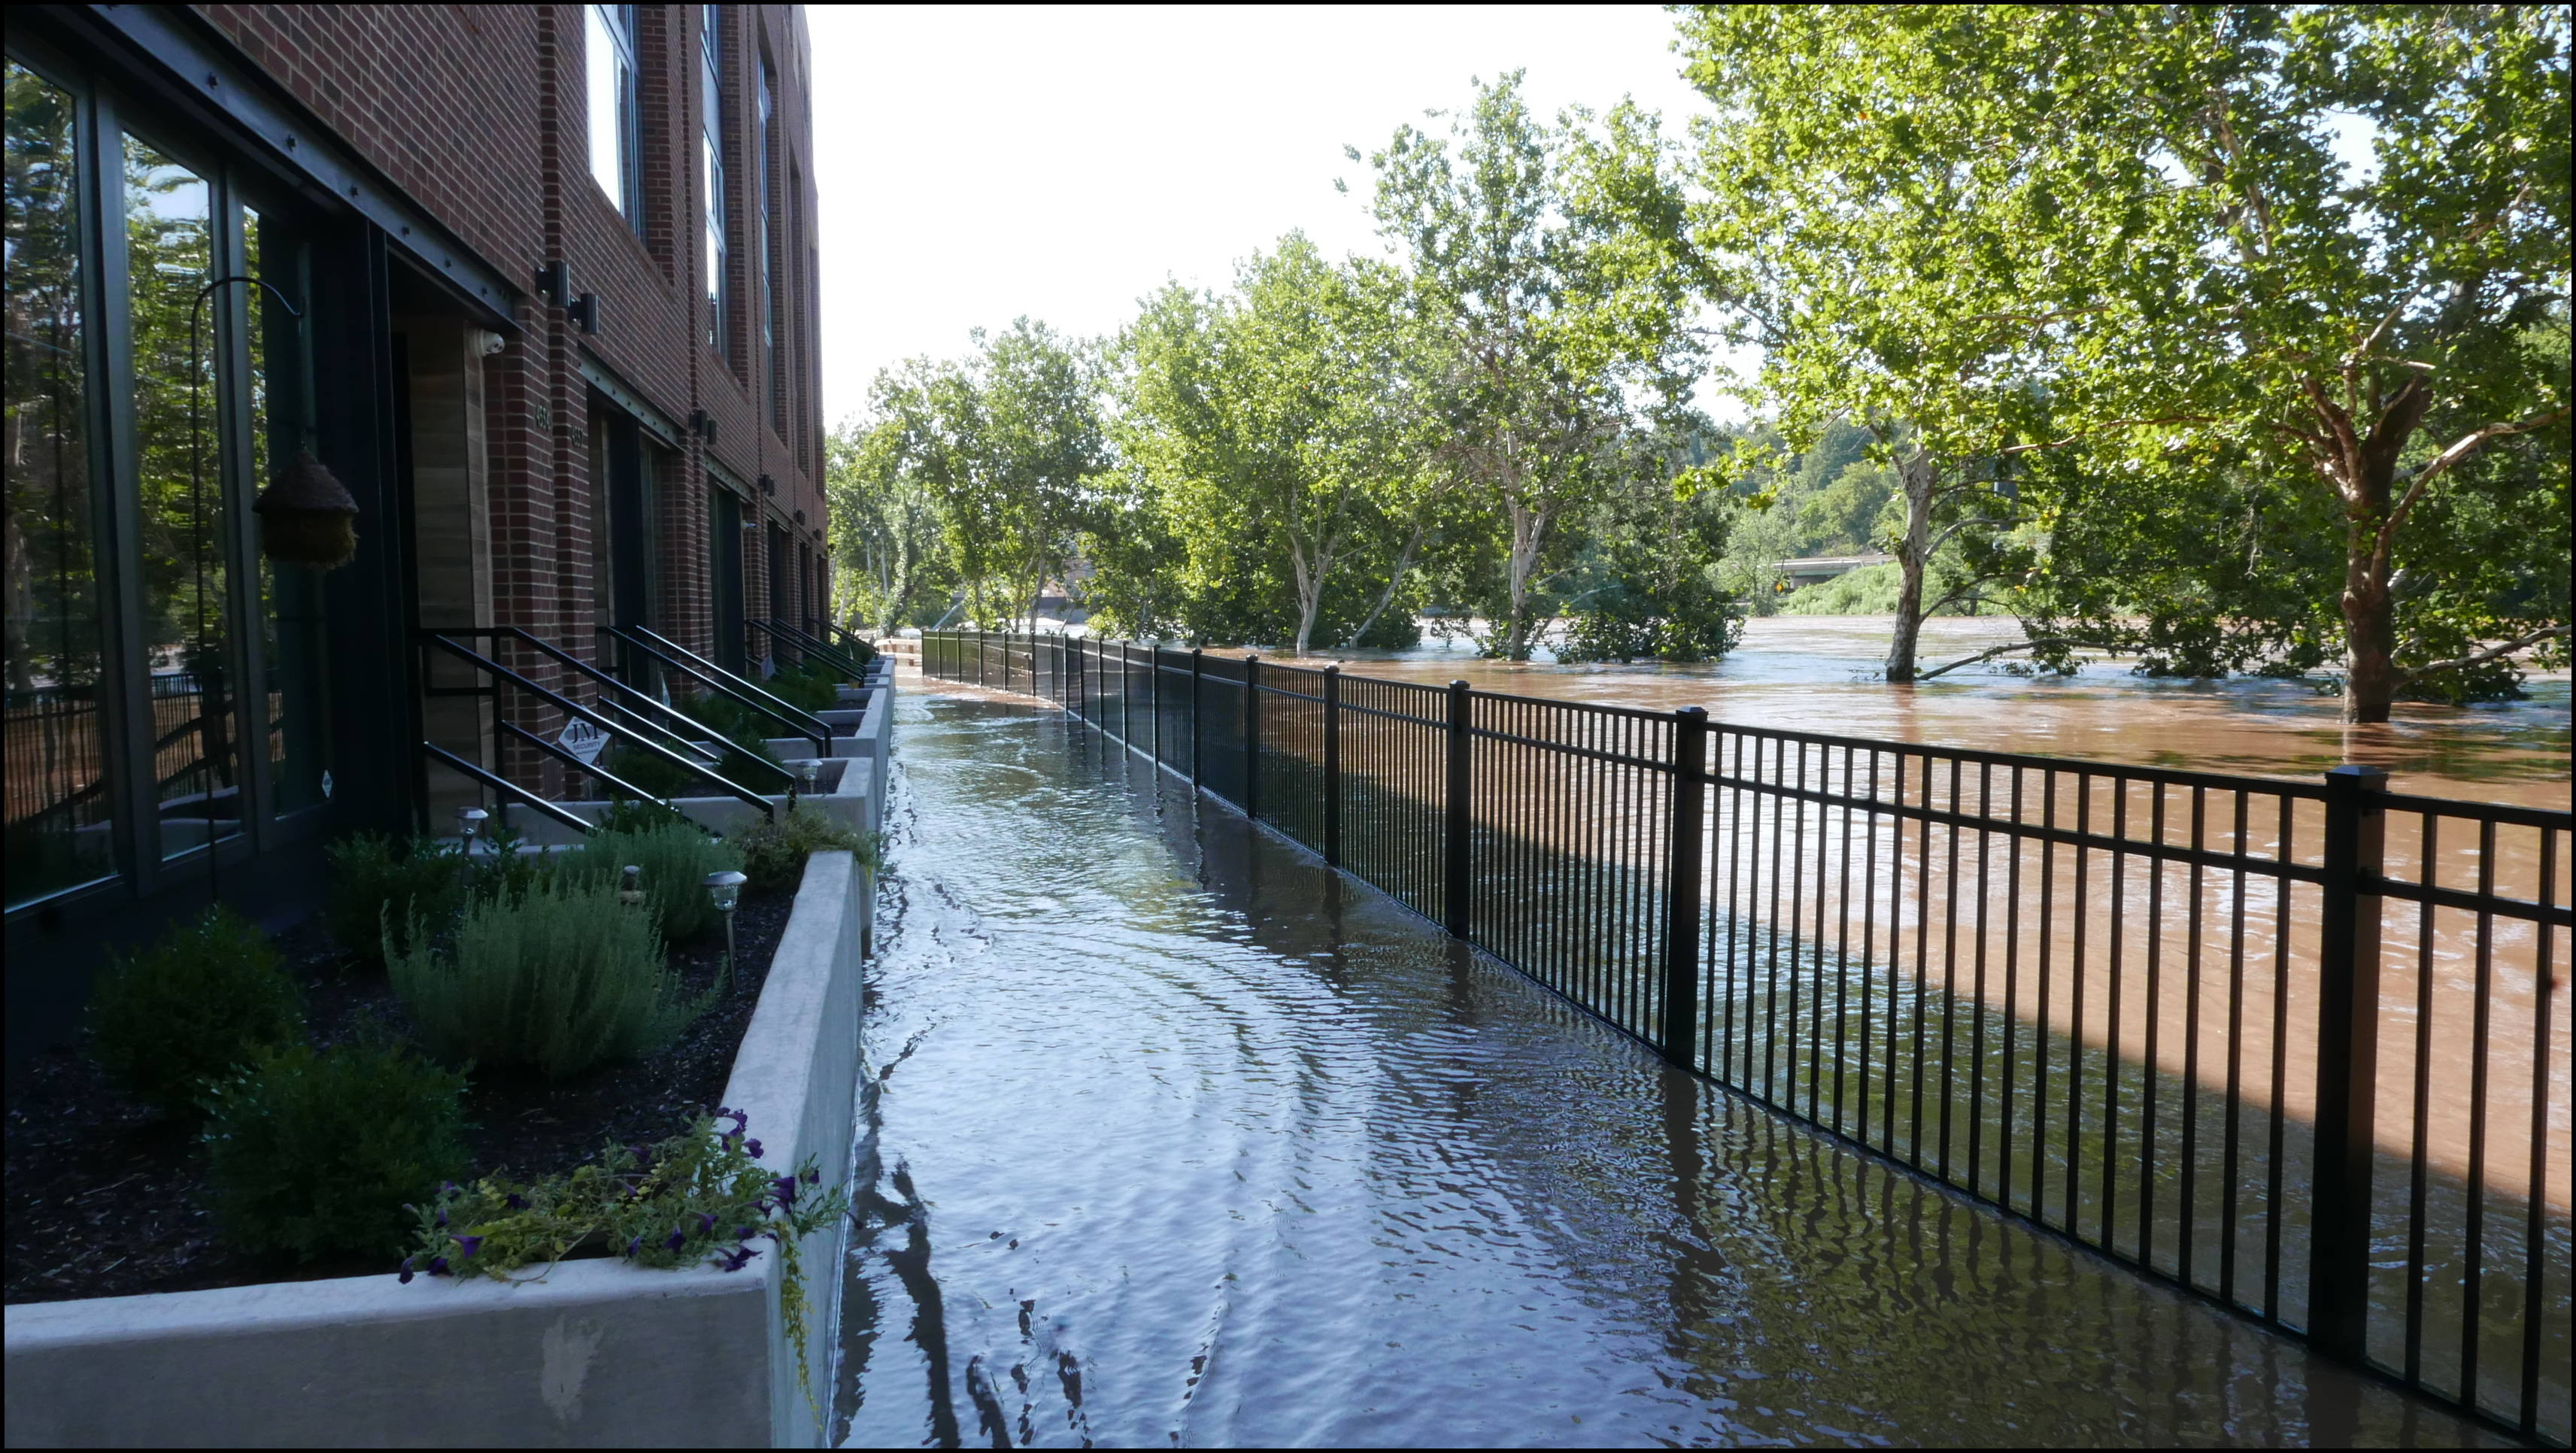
[78,4,521,332]
[576,351,685,450]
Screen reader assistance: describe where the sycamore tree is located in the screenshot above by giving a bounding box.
[1675,4,2571,718]
[1362,74,1703,660]
[1114,237,1416,655]
[824,412,947,635]
[1676,8,2074,683]
[875,323,1103,629]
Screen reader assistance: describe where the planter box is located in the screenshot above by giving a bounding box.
[504,745,873,848]
[3,852,872,1449]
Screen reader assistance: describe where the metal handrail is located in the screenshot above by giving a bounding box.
[420,632,775,821]
[751,617,869,680]
[606,624,832,754]
[820,618,879,660]
[418,741,595,836]
[434,625,796,787]
[498,722,722,836]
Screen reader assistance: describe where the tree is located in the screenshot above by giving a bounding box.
[1363,75,1704,660]
[1114,239,1418,656]
[1675,4,2571,718]
[1675,8,2062,681]
[824,411,946,635]
[1555,418,1745,663]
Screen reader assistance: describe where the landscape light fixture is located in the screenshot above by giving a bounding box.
[619,863,645,909]
[704,869,748,987]
[455,805,487,851]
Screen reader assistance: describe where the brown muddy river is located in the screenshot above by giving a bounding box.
[834,685,2544,1447]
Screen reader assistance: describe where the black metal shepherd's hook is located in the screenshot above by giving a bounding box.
[187,274,305,909]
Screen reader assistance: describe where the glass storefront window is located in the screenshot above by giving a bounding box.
[246,207,328,818]
[123,132,240,860]
[4,60,114,907]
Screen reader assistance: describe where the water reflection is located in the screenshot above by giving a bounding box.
[836,695,2511,1447]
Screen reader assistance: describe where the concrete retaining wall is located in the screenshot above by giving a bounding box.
[2,854,870,1448]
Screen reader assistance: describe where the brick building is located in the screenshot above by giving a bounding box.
[4,5,830,1057]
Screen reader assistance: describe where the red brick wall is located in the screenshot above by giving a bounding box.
[193,5,832,782]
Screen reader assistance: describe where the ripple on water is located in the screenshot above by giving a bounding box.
[835,695,2516,1448]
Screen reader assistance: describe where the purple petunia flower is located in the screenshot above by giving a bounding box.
[505,1193,529,1211]
[399,1256,417,1285]
[697,1212,718,1235]
[743,1139,763,1159]
[716,1244,757,1273]
[734,1225,757,1241]
[625,1236,642,1258]
[441,1182,459,1196]
[455,1235,484,1258]
[666,1228,687,1252]
[429,1256,451,1276]
[803,1167,820,1185]
[772,1175,799,1207]
[435,1206,448,1228]
[722,1109,750,1135]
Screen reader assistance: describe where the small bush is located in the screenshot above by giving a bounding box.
[201,1033,471,1261]
[324,832,462,956]
[390,878,700,1080]
[731,804,872,895]
[90,908,303,1117]
[763,659,842,713]
[562,818,745,942]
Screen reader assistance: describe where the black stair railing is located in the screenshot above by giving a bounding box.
[749,617,869,681]
[604,625,832,756]
[417,631,775,825]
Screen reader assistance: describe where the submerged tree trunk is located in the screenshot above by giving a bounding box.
[1345,521,1427,649]
[1883,450,1936,684]
[1502,501,1550,661]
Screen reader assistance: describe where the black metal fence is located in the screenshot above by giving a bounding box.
[922,629,2572,1442]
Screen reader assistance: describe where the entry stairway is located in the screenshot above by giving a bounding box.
[414,618,892,845]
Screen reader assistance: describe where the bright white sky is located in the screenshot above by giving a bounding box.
[808,4,1716,426]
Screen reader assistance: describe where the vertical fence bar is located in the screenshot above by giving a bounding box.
[1189,648,1203,796]
[1662,707,1708,1068]
[1446,679,1470,938]
[1324,666,1343,867]
[1151,642,1163,769]
[1243,654,1262,821]
[2309,762,2389,1362]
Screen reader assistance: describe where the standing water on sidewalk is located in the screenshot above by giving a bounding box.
[833,693,2508,1448]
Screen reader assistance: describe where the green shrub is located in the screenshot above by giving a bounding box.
[562,818,745,942]
[201,1033,471,1261]
[324,832,462,956]
[90,908,303,1117]
[389,878,700,1079]
[675,693,795,792]
[763,659,842,713]
[731,804,872,895]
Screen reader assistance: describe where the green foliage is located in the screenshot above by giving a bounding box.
[387,878,700,1080]
[199,1033,470,1261]
[1555,428,1746,663]
[323,832,463,955]
[561,817,746,943]
[763,657,842,714]
[1774,563,1901,617]
[731,804,872,896]
[90,907,302,1117]
[1669,4,2570,714]
[401,1112,850,1404]
[674,692,794,791]
[830,415,951,635]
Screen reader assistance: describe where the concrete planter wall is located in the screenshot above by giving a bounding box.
[3,852,871,1448]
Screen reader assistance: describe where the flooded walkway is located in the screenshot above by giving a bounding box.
[835,693,2510,1448]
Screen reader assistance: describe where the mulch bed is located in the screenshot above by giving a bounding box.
[2,886,799,1306]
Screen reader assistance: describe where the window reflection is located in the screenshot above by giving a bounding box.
[246,208,328,817]
[123,132,240,860]
[4,61,114,905]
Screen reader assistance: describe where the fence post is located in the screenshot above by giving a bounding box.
[1446,678,1471,939]
[1151,644,1163,767]
[2310,762,2389,1363]
[1323,665,1343,867]
[1189,648,1204,796]
[1242,654,1262,820]
[1661,708,1709,1068]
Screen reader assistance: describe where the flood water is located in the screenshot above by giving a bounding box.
[833,691,2519,1448]
[1330,616,2571,810]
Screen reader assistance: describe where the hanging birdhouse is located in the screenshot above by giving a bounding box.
[253,448,360,569]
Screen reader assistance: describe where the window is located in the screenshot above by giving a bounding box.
[758,58,781,430]
[699,6,727,356]
[585,5,639,224]
[4,49,336,912]
[5,60,112,904]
